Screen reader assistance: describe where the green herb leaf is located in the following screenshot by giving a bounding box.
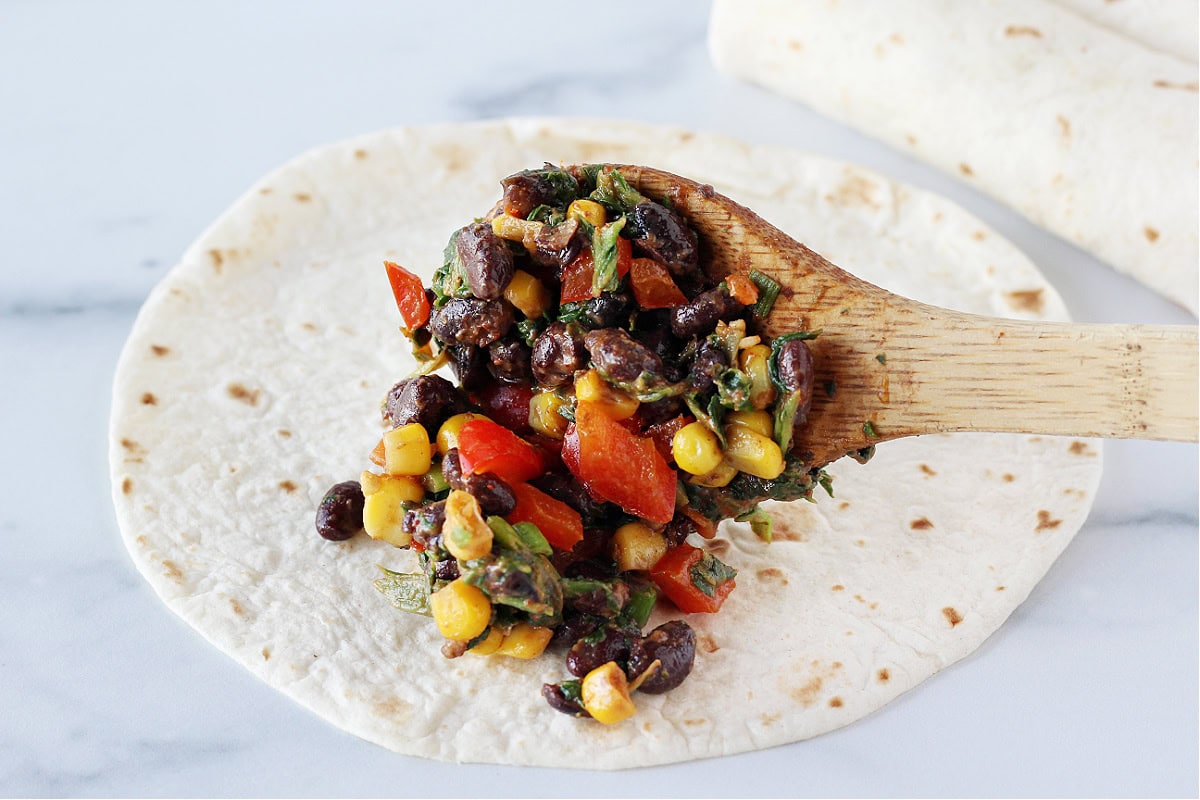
[373,566,432,615]
[619,583,659,629]
[748,270,782,317]
[513,521,553,557]
[589,168,646,214]
[772,389,803,454]
[517,317,545,348]
[875,353,887,365]
[562,577,626,618]
[431,229,472,303]
[688,552,737,598]
[768,330,821,393]
[590,215,627,296]
[863,420,879,439]
[684,392,727,448]
[716,368,755,411]
[816,469,835,498]
[823,379,837,398]
[526,204,565,225]
[503,167,580,209]
[735,505,774,542]
[461,550,564,621]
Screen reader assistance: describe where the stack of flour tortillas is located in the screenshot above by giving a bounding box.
[710,0,1199,314]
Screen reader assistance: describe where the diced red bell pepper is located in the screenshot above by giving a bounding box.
[456,419,545,485]
[650,543,736,614]
[474,383,535,434]
[506,482,584,552]
[558,239,633,304]
[383,261,430,330]
[629,258,687,309]
[562,401,677,524]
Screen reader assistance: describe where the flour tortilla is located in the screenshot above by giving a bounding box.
[109,119,1102,768]
[709,0,1199,314]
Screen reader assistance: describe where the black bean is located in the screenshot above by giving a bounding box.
[384,374,461,431]
[446,344,489,392]
[456,222,514,300]
[552,613,599,647]
[501,167,580,218]
[775,338,815,426]
[541,683,589,718]
[688,340,728,394]
[627,620,695,694]
[662,512,699,548]
[315,481,364,541]
[530,217,584,273]
[577,289,632,329]
[566,624,634,678]
[670,287,745,339]
[531,322,586,387]
[583,328,664,384]
[432,557,460,582]
[627,202,699,278]
[530,473,615,528]
[402,500,446,551]
[638,397,684,428]
[441,450,517,516]
[487,337,532,384]
[428,297,514,348]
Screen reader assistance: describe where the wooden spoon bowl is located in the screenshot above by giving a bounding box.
[614,165,1198,469]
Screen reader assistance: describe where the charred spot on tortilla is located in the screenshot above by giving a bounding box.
[877,668,890,683]
[1036,510,1062,531]
[279,480,298,493]
[121,477,133,495]
[909,517,933,530]
[226,383,261,406]
[150,344,171,357]
[942,607,963,627]
[1006,289,1044,313]
[141,392,157,405]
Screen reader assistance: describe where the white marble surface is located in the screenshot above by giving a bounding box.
[1,1,1195,796]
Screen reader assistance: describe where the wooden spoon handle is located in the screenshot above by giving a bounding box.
[864,308,1198,442]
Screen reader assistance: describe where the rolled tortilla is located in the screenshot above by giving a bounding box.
[710,0,1199,313]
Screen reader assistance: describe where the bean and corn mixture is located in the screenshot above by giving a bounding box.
[315,165,839,724]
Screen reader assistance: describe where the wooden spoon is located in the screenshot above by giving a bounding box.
[614,165,1199,469]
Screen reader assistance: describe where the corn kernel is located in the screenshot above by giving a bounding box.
[504,269,551,319]
[611,522,669,572]
[671,422,724,475]
[429,578,492,642]
[581,661,637,725]
[574,369,638,420]
[442,489,494,561]
[491,213,541,240]
[529,391,569,439]
[568,199,607,227]
[469,626,505,655]
[726,409,774,438]
[687,458,738,488]
[361,472,423,546]
[436,412,489,455]
[383,423,433,476]
[723,424,785,479]
[495,623,554,659]
[738,344,777,410]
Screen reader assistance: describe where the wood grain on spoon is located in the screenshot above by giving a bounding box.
[616,165,1199,469]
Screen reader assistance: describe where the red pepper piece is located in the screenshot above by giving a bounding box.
[506,482,584,552]
[559,239,633,304]
[650,543,736,614]
[562,401,676,524]
[383,261,430,330]
[629,258,687,309]
[456,419,545,485]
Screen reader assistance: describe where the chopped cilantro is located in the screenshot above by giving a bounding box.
[748,270,781,317]
[689,552,738,598]
[876,353,887,365]
[863,420,879,439]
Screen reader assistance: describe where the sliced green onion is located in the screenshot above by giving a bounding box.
[748,270,781,317]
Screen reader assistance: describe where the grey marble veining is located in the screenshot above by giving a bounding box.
[1,1,1195,796]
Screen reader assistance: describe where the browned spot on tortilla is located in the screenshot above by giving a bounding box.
[360,379,370,389]
[227,383,260,406]
[1036,510,1062,532]
[772,517,805,542]
[1056,114,1072,140]
[829,697,844,708]
[838,501,850,511]
[1153,79,1199,92]
[910,517,933,530]
[679,132,694,142]
[1002,473,1015,482]
[826,172,882,210]
[706,538,730,556]
[373,696,411,719]
[790,676,823,706]
[354,149,368,160]
[135,535,147,547]
[761,712,781,726]
[279,480,298,493]
[294,192,312,203]
[140,392,157,405]
[697,634,720,654]
[831,584,844,592]
[877,668,890,683]
[683,718,706,727]
[228,465,238,473]
[904,133,918,147]
[258,187,273,195]
[972,230,986,241]
[756,568,788,585]
[890,33,904,44]
[959,163,974,176]
[855,539,866,547]
[854,593,879,610]
[121,477,133,495]
[1006,289,1044,312]
[1063,487,1086,498]
[150,344,170,357]
[229,598,245,616]
[932,211,944,223]
[1068,440,1095,456]
[641,720,653,733]
[996,585,1006,591]
[787,39,802,51]
[919,463,937,477]
[121,438,144,454]
[942,606,963,626]
[162,560,183,583]
[277,429,293,438]
[262,647,271,660]
[1144,226,1160,242]
[208,249,224,272]
[301,322,319,332]
[1005,25,1042,37]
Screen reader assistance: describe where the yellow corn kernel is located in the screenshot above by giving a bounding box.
[382,422,433,476]
[687,458,738,488]
[442,489,494,561]
[429,578,492,642]
[469,626,505,656]
[574,369,638,421]
[611,522,669,572]
[671,422,724,475]
[491,213,541,241]
[436,412,489,455]
[504,269,551,319]
[738,344,777,410]
[360,471,423,546]
[529,391,569,439]
[723,424,785,479]
[567,198,608,228]
[581,661,637,725]
[495,623,554,659]
[726,409,774,438]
